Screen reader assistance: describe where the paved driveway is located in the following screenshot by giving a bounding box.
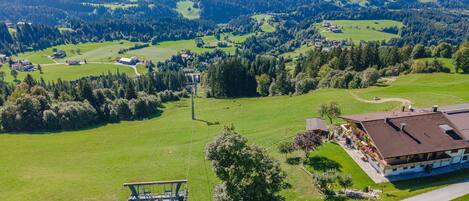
[402,179,469,201]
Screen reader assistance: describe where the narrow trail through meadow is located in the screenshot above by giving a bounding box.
[348,91,413,106]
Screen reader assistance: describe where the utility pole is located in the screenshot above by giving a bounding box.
[191,84,196,120]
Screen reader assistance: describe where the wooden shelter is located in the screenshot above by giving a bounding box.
[123,180,188,201]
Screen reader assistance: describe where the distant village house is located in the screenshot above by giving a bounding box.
[118,56,140,65]
[11,60,35,72]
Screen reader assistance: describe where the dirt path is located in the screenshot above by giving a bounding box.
[348,91,413,106]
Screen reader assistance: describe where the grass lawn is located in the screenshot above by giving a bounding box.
[14,41,137,64]
[176,1,201,20]
[305,143,375,189]
[452,194,469,201]
[282,45,312,59]
[304,143,469,201]
[317,20,404,43]
[1,72,469,200]
[0,63,136,82]
[252,14,276,33]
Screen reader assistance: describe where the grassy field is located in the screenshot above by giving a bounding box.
[0,63,136,82]
[252,14,276,33]
[127,34,248,62]
[452,194,469,201]
[14,41,137,64]
[317,20,404,43]
[176,1,201,20]
[1,71,469,201]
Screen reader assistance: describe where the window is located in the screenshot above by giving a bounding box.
[410,166,415,169]
[420,165,425,168]
[403,167,408,170]
[463,156,468,161]
[392,168,397,171]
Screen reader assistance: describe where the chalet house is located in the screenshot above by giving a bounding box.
[306,118,329,137]
[341,105,469,177]
[11,60,35,72]
[118,57,139,65]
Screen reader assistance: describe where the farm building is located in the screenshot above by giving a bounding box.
[11,60,35,72]
[118,57,139,65]
[341,104,469,177]
[306,118,329,137]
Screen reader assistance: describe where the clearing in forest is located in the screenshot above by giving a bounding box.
[317,20,404,43]
[176,1,201,20]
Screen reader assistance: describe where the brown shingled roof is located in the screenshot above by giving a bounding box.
[306,118,328,132]
[342,111,469,159]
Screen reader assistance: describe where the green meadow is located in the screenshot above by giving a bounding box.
[9,34,252,81]
[317,20,404,43]
[0,63,136,82]
[14,40,137,64]
[1,72,469,201]
[452,194,469,201]
[252,14,276,33]
[176,1,201,20]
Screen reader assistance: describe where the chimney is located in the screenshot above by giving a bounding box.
[400,123,406,131]
[432,105,439,112]
[402,106,405,112]
[384,117,390,124]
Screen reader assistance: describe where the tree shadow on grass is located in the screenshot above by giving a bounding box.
[390,168,469,192]
[194,118,220,126]
[324,195,347,201]
[304,156,342,172]
[286,157,301,165]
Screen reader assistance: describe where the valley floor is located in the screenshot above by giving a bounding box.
[1,73,469,200]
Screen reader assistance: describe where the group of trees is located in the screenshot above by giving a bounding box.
[205,128,289,201]
[205,40,463,98]
[0,70,189,132]
[453,42,469,73]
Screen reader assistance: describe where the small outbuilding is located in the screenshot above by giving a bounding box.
[306,118,329,136]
